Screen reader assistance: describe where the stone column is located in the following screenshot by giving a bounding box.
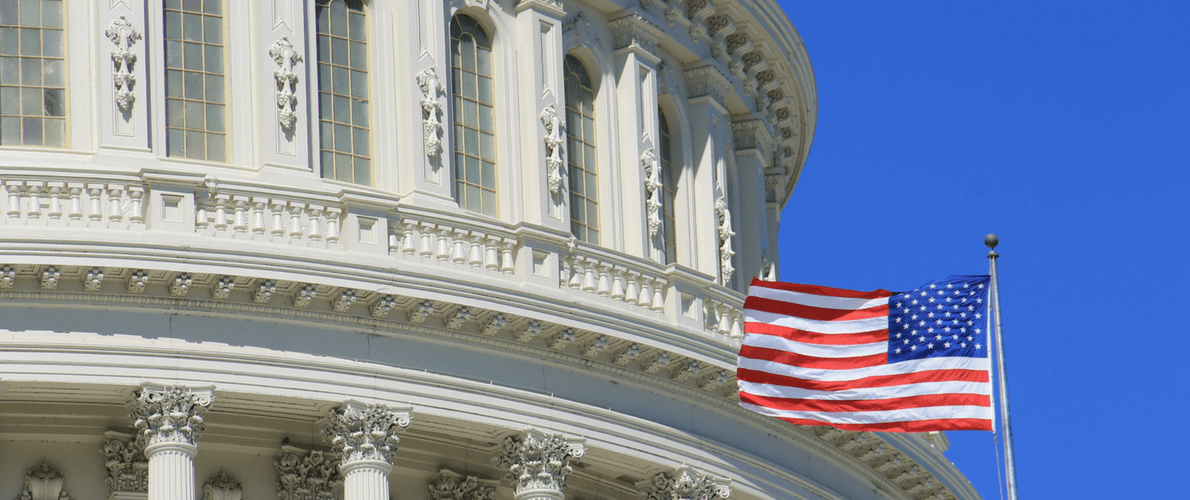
[128,385,214,500]
[492,429,585,500]
[637,466,731,500]
[321,401,413,500]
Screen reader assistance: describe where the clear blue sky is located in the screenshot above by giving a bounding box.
[772,1,1188,498]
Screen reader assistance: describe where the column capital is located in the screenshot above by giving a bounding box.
[428,468,499,500]
[637,466,731,500]
[610,13,664,63]
[276,446,343,500]
[491,429,585,499]
[320,401,412,466]
[128,385,214,449]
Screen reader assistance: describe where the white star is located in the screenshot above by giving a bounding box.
[927,343,935,349]
[977,298,983,303]
[928,312,935,318]
[961,342,967,348]
[902,293,912,299]
[930,284,937,289]
[911,314,919,320]
[895,348,902,354]
[947,283,954,288]
[925,328,933,334]
[919,336,926,341]
[911,345,918,351]
[928,297,936,303]
[975,313,983,319]
[921,291,928,297]
[967,335,974,341]
[895,332,902,338]
[911,299,919,305]
[960,328,967,333]
[935,334,943,340]
[895,317,902,323]
[975,343,982,349]
[938,290,945,295]
[975,328,982,334]
[951,334,958,340]
[978,283,984,288]
[963,283,969,288]
[918,321,926,327]
[944,342,951,348]
[944,327,951,332]
[905,339,911,344]
[936,319,944,325]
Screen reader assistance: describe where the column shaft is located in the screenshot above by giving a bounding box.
[342,461,391,500]
[146,442,197,500]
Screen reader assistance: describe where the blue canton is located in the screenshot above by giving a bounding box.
[887,275,990,363]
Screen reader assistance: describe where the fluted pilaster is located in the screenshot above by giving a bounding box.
[128,385,214,500]
[321,401,412,500]
[492,429,585,500]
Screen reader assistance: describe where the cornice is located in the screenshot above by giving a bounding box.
[609,13,665,61]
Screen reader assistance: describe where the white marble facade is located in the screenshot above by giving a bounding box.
[0,0,980,499]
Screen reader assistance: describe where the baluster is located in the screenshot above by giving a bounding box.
[388,228,400,253]
[47,185,63,220]
[195,193,210,230]
[418,222,435,257]
[67,186,82,220]
[435,226,452,261]
[232,198,248,233]
[288,204,304,239]
[484,236,500,270]
[213,195,228,230]
[468,233,484,267]
[401,222,417,255]
[730,311,743,339]
[26,184,41,219]
[87,186,104,222]
[582,258,598,293]
[128,187,144,223]
[596,265,612,296]
[717,303,732,334]
[307,206,323,241]
[251,201,267,235]
[499,238,515,275]
[270,202,286,237]
[651,279,666,312]
[624,271,640,303]
[326,209,341,243]
[106,186,123,223]
[611,269,626,301]
[452,229,468,263]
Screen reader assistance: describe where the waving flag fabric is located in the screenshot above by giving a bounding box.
[737,276,994,432]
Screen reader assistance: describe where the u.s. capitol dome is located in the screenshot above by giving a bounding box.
[0,0,979,499]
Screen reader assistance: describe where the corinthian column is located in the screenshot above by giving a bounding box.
[321,401,413,500]
[491,429,586,500]
[128,385,214,500]
[637,466,731,500]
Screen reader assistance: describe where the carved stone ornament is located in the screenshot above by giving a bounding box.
[105,16,142,112]
[610,14,664,56]
[203,470,243,500]
[276,448,343,500]
[491,430,585,496]
[17,462,73,500]
[103,438,148,492]
[321,401,412,465]
[562,11,602,51]
[641,146,663,238]
[269,37,304,130]
[539,104,566,196]
[417,67,446,158]
[429,469,498,500]
[638,466,731,500]
[128,385,214,448]
[714,197,735,284]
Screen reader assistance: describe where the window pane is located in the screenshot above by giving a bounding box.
[204,16,221,45]
[19,28,39,55]
[164,11,182,39]
[183,42,202,70]
[353,157,369,183]
[167,99,184,127]
[0,56,17,84]
[184,71,203,99]
[185,130,204,159]
[205,103,224,132]
[0,116,18,143]
[204,44,222,72]
[349,12,364,41]
[0,86,17,110]
[0,3,16,25]
[21,116,41,144]
[206,132,225,161]
[185,100,204,129]
[19,0,38,28]
[183,13,202,42]
[350,70,367,98]
[42,88,62,116]
[352,127,367,156]
[42,117,62,146]
[41,1,61,29]
[202,0,221,15]
[350,41,365,70]
[0,28,17,55]
[42,55,60,86]
[351,99,367,127]
[205,74,223,101]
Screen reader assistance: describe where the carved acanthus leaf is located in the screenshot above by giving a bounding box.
[276,448,342,500]
[491,430,585,495]
[268,37,303,130]
[105,16,142,112]
[638,466,730,500]
[18,462,73,500]
[642,147,663,238]
[321,402,412,465]
[539,104,566,196]
[128,385,214,447]
[416,68,446,158]
[103,438,148,493]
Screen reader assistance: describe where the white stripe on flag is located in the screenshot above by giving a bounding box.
[744,333,888,358]
[744,309,888,334]
[748,285,890,310]
[739,401,994,425]
[737,355,990,382]
[738,379,992,401]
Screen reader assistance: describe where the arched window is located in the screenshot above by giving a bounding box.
[0,0,65,147]
[659,109,677,264]
[164,0,225,160]
[565,54,597,244]
[316,0,370,184]
[450,14,496,216]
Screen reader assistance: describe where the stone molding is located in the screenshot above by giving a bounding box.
[539,104,566,196]
[637,466,730,500]
[321,401,412,465]
[104,16,141,113]
[429,469,499,500]
[17,462,73,500]
[202,470,243,500]
[417,68,446,158]
[276,446,343,500]
[609,14,664,58]
[492,429,585,497]
[268,37,303,131]
[128,385,214,448]
[685,64,732,108]
[102,434,148,493]
[714,197,735,284]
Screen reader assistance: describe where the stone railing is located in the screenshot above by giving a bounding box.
[561,241,668,315]
[704,284,745,342]
[195,188,345,249]
[387,210,517,275]
[0,177,146,229]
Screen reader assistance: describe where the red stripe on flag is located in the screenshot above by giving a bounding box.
[749,278,897,299]
[744,296,889,320]
[738,345,887,370]
[774,418,994,433]
[740,392,991,413]
[736,367,990,392]
[744,322,889,346]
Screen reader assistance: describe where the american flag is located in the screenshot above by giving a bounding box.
[737,276,994,432]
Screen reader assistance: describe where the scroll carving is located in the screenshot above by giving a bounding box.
[202,470,243,500]
[416,68,446,158]
[715,197,735,284]
[103,438,148,493]
[492,430,585,496]
[17,462,73,500]
[269,37,304,130]
[276,448,342,500]
[642,147,662,238]
[539,104,565,196]
[105,17,142,112]
[638,466,731,500]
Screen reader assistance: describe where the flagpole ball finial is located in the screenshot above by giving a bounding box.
[984,234,999,249]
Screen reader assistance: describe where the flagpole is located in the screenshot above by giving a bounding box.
[985,234,1018,500]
